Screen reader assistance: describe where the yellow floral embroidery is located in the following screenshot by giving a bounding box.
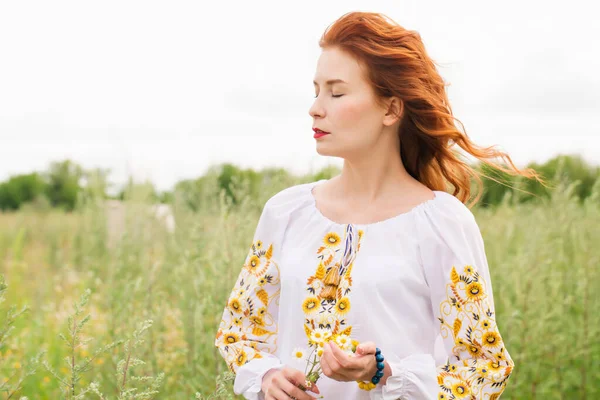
[235,350,248,366]
[223,332,239,345]
[334,297,351,317]
[303,226,364,346]
[437,264,514,398]
[215,239,281,373]
[323,232,341,248]
[302,297,319,314]
[228,298,242,314]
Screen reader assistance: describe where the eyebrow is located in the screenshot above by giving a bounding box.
[313,79,347,86]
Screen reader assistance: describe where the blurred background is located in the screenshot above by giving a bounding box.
[0,0,598,398]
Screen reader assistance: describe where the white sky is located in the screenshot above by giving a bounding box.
[1,0,599,192]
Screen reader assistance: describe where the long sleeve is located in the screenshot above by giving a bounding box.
[419,195,515,399]
[371,194,515,399]
[368,353,438,400]
[214,197,288,399]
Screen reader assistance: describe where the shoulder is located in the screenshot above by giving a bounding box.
[259,181,316,220]
[415,190,481,244]
[430,191,477,225]
[253,181,316,240]
[416,191,488,270]
[266,181,313,207]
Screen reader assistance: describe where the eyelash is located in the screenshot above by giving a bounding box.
[313,94,344,98]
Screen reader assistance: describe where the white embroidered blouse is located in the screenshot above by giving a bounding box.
[214,179,514,399]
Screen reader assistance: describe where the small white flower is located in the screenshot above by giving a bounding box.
[292,347,307,362]
[335,334,352,351]
[317,348,324,358]
[310,328,332,344]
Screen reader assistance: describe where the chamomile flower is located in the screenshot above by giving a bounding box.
[317,347,324,358]
[310,328,332,344]
[335,334,352,351]
[292,347,307,362]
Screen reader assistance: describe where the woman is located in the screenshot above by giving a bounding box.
[215,11,539,400]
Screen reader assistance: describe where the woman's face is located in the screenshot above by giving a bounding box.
[309,46,394,159]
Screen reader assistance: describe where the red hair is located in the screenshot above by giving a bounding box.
[319,11,543,206]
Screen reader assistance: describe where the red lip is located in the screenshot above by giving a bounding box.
[313,127,330,138]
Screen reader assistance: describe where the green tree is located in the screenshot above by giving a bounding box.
[44,160,84,211]
[217,163,262,206]
[476,163,516,207]
[0,172,47,211]
[520,154,598,203]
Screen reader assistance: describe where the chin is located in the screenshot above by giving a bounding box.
[315,146,336,157]
[316,143,347,158]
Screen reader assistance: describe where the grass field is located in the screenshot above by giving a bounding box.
[0,181,598,399]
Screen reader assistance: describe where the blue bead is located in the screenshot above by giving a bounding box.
[371,376,381,385]
[376,354,384,362]
[376,370,384,378]
[377,361,385,370]
[375,348,381,355]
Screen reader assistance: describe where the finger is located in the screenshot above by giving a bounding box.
[328,341,354,364]
[307,384,320,395]
[299,381,320,394]
[356,341,377,356]
[327,342,358,372]
[281,368,317,398]
[263,386,275,400]
[319,348,334,378]
[323,342,342,372]
[271,377,302,400]
[279,379,316,400]
[322,343,348,381]
[269,386,292,400]
[282,368,309,388]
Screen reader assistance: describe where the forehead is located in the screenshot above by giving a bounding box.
[313,47,366,85]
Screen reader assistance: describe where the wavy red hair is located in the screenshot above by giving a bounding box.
[319,11,542,206]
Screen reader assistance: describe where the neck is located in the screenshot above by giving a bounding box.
[337,146,417,204]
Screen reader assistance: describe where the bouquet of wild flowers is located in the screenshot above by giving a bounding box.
[291,329,359,393]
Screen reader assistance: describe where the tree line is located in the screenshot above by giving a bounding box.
[0,154,598,212]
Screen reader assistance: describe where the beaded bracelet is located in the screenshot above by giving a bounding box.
[356,347,385,391]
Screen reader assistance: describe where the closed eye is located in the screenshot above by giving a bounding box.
[313,94,344,98]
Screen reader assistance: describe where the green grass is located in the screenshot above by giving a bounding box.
[0,181,598,399]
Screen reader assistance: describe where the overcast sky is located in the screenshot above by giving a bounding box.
[1,0,598,192]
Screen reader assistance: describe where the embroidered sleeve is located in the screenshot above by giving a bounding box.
[424,213,515,399]
[366,197,515,400]
[214,201,285,398]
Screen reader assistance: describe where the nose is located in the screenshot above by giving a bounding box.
[308,95,324,119]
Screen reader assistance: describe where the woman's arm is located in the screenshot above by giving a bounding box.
[424,226,515,399]
[214,200,286,399]
[370,202,515,399]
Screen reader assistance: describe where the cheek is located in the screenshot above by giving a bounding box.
[336,97,379,131]
[336,99,366,125]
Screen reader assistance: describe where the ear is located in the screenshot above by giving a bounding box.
[382,96,403,127]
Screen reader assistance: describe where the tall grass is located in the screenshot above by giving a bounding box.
[0,179,598,399]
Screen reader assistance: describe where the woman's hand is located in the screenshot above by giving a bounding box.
[261,366,320,400]
[320,341,378,382]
